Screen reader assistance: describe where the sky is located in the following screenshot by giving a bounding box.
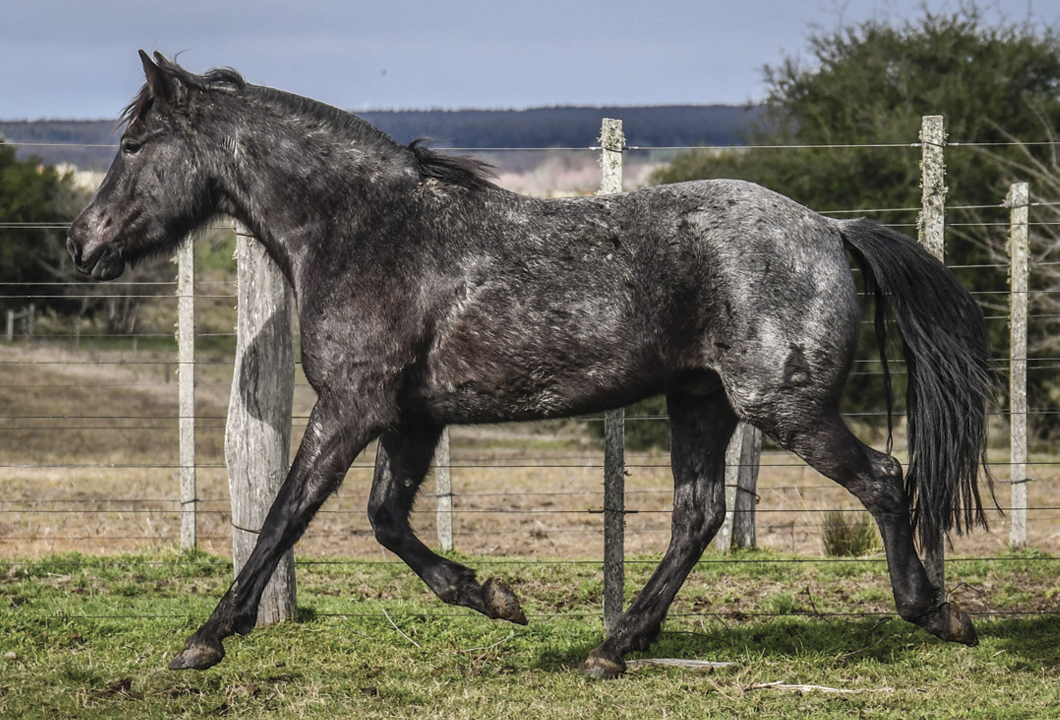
[2,0,1057,120]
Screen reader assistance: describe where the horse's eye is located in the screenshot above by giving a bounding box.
[121,138,143,155]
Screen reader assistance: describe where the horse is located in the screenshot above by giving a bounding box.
[67,52,992,679]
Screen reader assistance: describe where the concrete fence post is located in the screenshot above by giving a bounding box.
[177,238,197,551]
[435,427,453,553]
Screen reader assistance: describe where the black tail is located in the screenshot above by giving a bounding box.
[840,218,992,551]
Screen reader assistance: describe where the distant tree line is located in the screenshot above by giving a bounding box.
[0,105,760,171]
[359,105,761,150]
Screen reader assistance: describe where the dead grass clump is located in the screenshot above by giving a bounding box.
[821,511,881,557]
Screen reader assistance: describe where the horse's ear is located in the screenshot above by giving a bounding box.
[139,49,178,103]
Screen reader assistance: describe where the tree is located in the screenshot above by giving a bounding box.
[0,140,177,335]
[652,6,1060,438]
[0,141,83,315]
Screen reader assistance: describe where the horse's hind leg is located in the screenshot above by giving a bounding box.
[759,410,977,646]
[582,390,738,679]
[368,419,527,625]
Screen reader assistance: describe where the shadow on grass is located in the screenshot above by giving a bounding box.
[975,615,1060,667]
[532,613,1060,673]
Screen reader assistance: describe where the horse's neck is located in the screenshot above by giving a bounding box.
[219,121,412,289]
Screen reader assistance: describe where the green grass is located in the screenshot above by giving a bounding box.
[2,548,1059,718]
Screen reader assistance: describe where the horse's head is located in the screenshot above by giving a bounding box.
[68,51,242,280]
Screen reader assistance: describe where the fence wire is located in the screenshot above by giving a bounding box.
[1,134,1058,630]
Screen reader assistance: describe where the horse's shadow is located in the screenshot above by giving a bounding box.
[531,614,1060,673]
[235,304,294,430]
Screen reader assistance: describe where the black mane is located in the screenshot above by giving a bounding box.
[409,139,495,190]
[123,55,494,191]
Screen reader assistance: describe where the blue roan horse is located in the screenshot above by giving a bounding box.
[68,52,991,679]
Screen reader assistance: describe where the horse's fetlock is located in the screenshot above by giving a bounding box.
[433,582,465,606]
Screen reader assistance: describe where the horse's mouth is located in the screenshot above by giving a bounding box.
[90,252,127,280]
[70,237,127,281]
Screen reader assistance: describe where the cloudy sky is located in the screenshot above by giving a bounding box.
[2,0,1056,119]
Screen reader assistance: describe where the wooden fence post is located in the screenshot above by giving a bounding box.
[5,310,12,343]
[177,238,197,550]
[435,426,453,553]
[226,223,297,625]
[732,424,762,548]
[918,114,947,589]
[718,423,763,550]
[599,117,626,637]
[1007,182,1030,549]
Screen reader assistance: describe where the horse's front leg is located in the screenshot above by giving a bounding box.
[169,395,381,670]
[368,420,527,624]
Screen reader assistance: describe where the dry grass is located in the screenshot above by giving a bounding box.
[1,342,1057,560]
[820,510,883,557]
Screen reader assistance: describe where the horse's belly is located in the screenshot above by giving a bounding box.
[418,323,670,424]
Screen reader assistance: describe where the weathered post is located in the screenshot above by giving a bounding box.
[5,310,12,343]
[732,424,762,548]
[226,223,297,625]
[599,117,626,636]
[177,238,197,550]
[1007,182,1029,549]
[718,423,763,550]
[918,115,947,589]
[435,426,453,552]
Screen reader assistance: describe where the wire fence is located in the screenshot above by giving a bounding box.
[2,125,1059,631]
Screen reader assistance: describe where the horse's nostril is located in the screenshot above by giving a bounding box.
[66,234,81,264]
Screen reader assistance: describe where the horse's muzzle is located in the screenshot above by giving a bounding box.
[67,225,127,281]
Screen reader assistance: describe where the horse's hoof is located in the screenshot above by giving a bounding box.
[938,602,978,646]
[482,577,528,625]
[918,602,978,647]
[168,636,225,670]
[580,652,626,680]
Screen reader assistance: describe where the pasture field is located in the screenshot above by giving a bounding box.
[2,342,1058,560]
[2,336,1060,717]
[1,549,1059,719]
